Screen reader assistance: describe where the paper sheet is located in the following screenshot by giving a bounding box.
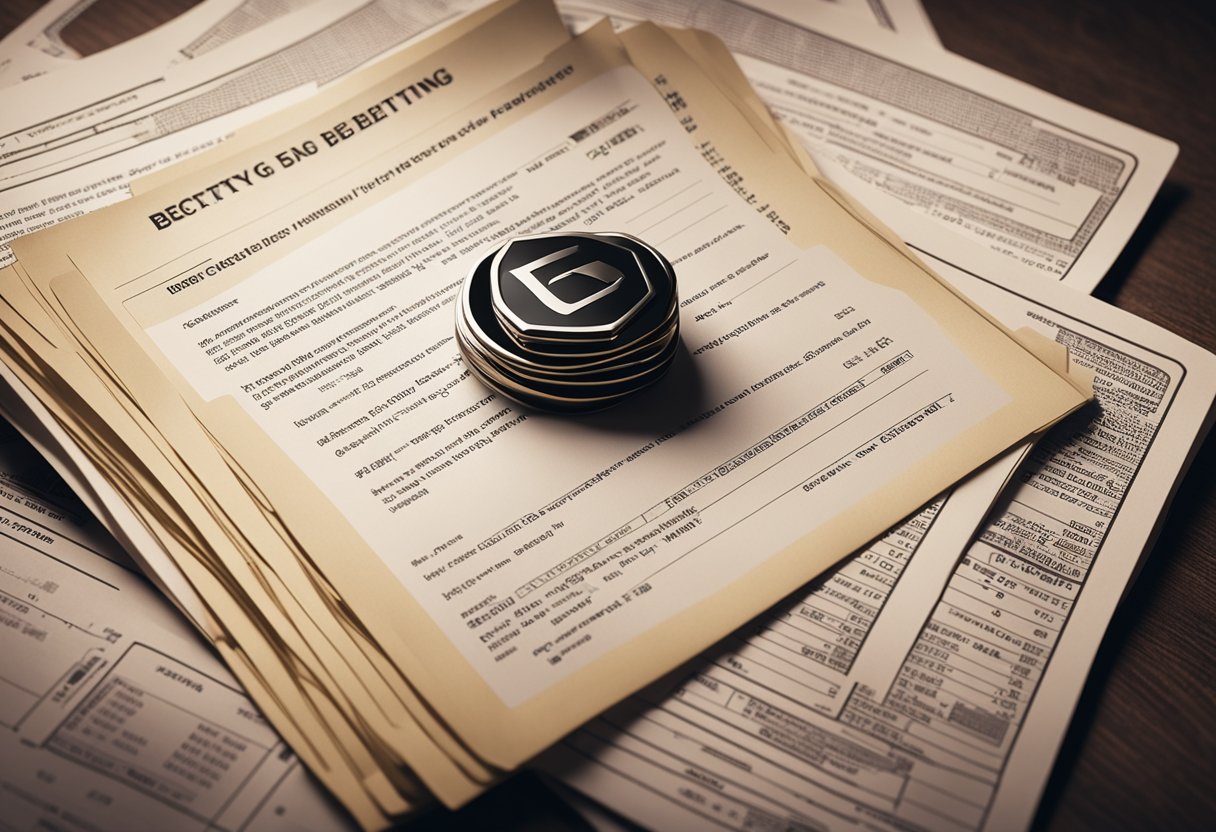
[556,0,1176,292]
[544,191,1216,832]
[565,0,941,44]
[0,414,355,831]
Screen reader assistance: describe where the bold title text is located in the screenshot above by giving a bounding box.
[147,68,454,231]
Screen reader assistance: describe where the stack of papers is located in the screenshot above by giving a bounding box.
[0,1,1210,830]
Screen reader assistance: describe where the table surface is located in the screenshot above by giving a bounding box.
[1,1,1211,829]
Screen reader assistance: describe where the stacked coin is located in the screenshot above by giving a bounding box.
[456,231,680,412]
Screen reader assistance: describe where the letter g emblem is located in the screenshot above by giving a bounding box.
[508,245,624,316]
[490,233,656,339]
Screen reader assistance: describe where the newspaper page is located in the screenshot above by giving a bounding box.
[557,0,1176,292]
[0,417,355,831]
[544,201,1216,832]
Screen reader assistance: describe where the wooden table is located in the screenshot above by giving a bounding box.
[2,1,1211,829]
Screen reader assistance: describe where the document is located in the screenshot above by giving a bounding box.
[544,198,1216,832]
[0,419,354,831]
[557,0,1176,292]
[0,20,1088,810]
[139,69,1014,709]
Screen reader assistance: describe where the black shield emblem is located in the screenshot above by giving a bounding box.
[491,233,656,341]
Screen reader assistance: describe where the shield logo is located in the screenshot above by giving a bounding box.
[490,233,656,340]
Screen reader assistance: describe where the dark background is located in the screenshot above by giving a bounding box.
[1,1,1211,829]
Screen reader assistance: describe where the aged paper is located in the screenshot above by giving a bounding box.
[4,18,1087,791]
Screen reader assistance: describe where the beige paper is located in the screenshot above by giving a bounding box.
[3,7,1087,801]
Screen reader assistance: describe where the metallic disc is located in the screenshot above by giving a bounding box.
[456,231,680,413]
